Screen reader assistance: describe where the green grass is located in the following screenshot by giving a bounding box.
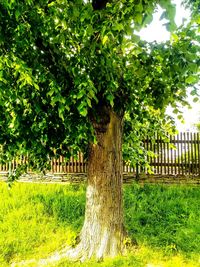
[0,182,200,267]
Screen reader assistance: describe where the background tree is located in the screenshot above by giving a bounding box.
[196,122,200,131]
[0,0,199,262]
[194,114,200,131]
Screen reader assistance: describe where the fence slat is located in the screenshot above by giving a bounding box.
[194,132,198,176]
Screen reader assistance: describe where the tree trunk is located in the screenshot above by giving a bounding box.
[66,109,127,261]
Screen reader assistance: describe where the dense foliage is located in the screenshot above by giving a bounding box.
[0,0,199,170]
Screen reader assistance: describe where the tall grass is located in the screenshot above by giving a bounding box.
[124,184,200,256]
[0,183,85,266]
[0,182,199,267]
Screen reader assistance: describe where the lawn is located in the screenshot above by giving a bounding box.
[0,181,199,267]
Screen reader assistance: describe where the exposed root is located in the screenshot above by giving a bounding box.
[10,246,69,267]
[11,218,137,266]
[11,236,138,267]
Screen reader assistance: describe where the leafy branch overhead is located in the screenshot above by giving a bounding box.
[0,0,199,167]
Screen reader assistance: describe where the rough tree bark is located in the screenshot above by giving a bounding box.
[65,108,128,261]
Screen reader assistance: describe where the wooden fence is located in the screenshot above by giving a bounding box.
[142,132,200,176]
[0,132,200,177]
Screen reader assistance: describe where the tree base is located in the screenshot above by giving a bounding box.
[11,236,138,267]
[65,235,125,262]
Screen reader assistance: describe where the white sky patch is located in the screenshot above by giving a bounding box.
[138,0,199,131]
[166,96,200,131]
[137,6,170,43]
[137,0,191,42]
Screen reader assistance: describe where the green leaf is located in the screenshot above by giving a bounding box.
[167,4,176,22]
[87,25,93,36]
[86,98,92,108]
[135,3,143,12]
[106,94,114,107]
[15,9,21,21]
[163,22,176,32]
[188,63,198,72]
[135,13,143,25]
[173,108,179,114]
[78,101,88,116]
[190,89,197,96]
[160,11,167,21]
[142,14,153,26]
[80,108,88,117]
[77,89,85,99]
[34,83,39,90]
[170,33,179,43]
[131,34,140,43]
[113,23,124,32]
[177,114,183,120]
[193,97,199,103]
[58,109,64,121]
[186,76,198,84]
[73,8,80,18]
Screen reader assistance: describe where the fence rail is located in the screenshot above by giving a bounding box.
[0,132,200,177]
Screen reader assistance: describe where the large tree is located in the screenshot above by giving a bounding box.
[0,0,199,262]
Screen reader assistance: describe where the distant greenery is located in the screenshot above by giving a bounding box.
[0,182,199,267]
[195,122,200,132]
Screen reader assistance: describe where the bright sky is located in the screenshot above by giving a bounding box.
[138,0,200,132]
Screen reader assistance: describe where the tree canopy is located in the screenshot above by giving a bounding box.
[0,0,199,170]
[1,0,200,262]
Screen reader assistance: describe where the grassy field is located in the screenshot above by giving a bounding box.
[0,181,200,267]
